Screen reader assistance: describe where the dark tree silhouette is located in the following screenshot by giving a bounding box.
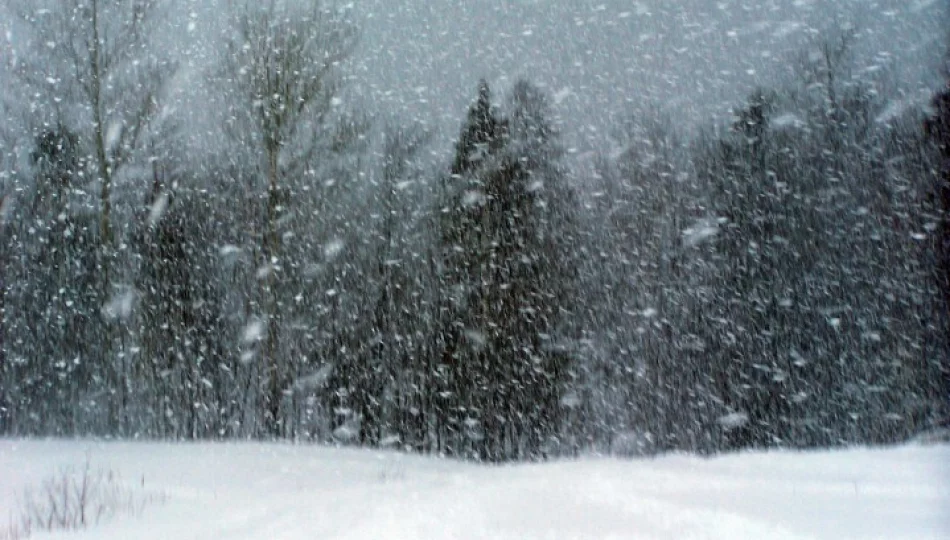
[925,84,950,313]
[438,80,576,461]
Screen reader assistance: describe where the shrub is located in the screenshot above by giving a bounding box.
[2,459,163,539]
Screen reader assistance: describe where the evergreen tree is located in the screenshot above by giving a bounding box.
[582,113,710,455]
[925,83,950,315]
[438,80,575,461]
[925,81,950,426]
[131,166,229,438]
[4,127,104,434]
[695,69,948,449]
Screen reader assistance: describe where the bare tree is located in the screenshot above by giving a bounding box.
[221,0,358,436]
[12,0,174,271]
[1,0,175,434]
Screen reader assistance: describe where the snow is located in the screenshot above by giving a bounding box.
[1,440,947,540]
[771,113,805,129]
[104,121,122,155]
[101,288,136,321]
[682,217,725,248]
[717,412,750,430]
[147,192,169,227]
[241,319,264,344]
[293,364,335,391]
[323,238,346,260]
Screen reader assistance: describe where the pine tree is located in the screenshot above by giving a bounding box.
[5,127,104,434]
[925,83,950,315]
[131,166,228,438]
[438,80,575,461]
[694,57,949,449]
[925,81,950,429]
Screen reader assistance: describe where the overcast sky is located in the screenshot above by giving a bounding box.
[3,0,948,157]
[346,0,948,150]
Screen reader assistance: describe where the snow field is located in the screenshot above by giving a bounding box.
[1,440,948,539]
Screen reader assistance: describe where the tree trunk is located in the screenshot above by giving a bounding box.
[0,201,6,434]
[263,144,282,437]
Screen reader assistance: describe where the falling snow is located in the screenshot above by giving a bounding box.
[0,0,947,536]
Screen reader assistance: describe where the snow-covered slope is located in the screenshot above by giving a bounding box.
[1,440,948,539]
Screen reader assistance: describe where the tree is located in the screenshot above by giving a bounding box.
[925,81,950,426]
[3,126,104,434]
[363,124,431,446]
[11,0,173,276]
[580,111,709,454]
[925,83,950,315]
[221,0,358,436]
[438,80,577,461]
[700,89,800,449]
[693,43,948,449]
[4,0,176,432]
[130,165,230,438]
[504,80,581,452]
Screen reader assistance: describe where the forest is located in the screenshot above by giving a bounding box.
[0,0,948,463]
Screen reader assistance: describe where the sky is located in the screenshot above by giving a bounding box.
[2,0,948,158]
[345,0,948,151]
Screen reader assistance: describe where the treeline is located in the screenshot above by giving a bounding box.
[0,1,947,461]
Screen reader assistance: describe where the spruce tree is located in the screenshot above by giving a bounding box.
[5,127,103,434]
[925,84,950,315]
[132,168,228,438]
[439,80,575,461]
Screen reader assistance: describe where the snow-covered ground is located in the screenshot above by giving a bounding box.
[1,440,948,540]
